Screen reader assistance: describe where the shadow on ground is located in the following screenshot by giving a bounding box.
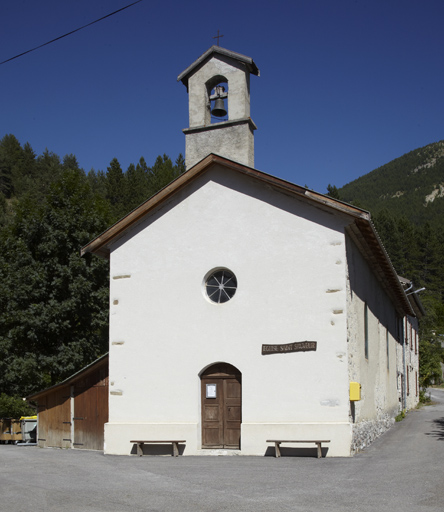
[425,417,444,440]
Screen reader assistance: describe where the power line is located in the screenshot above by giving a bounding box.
[0,0,144,66]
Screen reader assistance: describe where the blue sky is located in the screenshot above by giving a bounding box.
[1,0,443,194]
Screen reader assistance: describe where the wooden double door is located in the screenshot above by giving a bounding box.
[73,383,108,450]
[201,364,242,449]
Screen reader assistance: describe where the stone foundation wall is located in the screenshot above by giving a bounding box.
[351,414,395,453]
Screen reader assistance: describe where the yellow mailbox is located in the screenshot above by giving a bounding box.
[350,382,361,401]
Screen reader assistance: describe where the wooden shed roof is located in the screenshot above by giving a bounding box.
[26,353,108,401]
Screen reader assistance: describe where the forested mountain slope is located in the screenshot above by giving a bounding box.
[338,140,444,229]
[334,140,444,389]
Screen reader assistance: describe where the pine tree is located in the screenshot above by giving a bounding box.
[105,158,127,221]
[0,134,23,198]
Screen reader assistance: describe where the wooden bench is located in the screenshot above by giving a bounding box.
[266,439,330,458]
[130,440,186,457]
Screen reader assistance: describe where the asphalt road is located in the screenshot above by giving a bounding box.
[1,389,443,512]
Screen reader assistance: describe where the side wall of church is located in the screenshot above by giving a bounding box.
[345,235,404,452]
[104,165,354,456]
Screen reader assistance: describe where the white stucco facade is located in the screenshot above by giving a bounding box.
[104,165,357,456]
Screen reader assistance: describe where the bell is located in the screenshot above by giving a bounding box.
[211,97,227,118]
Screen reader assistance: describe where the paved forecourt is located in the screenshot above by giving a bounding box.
[1,389,443,512]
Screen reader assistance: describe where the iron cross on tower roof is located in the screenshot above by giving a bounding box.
[212,30,224,46]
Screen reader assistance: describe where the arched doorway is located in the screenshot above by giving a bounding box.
[200,363,241,449]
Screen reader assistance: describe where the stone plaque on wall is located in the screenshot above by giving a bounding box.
[261,341,317,355]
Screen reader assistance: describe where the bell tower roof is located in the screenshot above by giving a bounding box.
[177,46,259,89]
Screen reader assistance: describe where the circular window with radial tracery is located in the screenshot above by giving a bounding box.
[205,269,237,304]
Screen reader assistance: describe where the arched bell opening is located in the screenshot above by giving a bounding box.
[206,75,229,124]
[199,362,241,449]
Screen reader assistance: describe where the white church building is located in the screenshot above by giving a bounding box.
[82,46,422,456]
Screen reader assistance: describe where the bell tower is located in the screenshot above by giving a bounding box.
[178,46,259,169]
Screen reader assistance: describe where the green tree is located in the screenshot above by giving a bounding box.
[147,154,182,197]
[30,149,64,200]
[415,223,443,291]
[0,192,6,225]
[372,210,419,278]
[326,184,341,200]
[122,153,186,214]
[62,154,80,172]
[0,169,110,397]
[105,158,127,221]
[11,141,37,198]
[418,294,444,387]
[0,134,23,198]
[175,153,186,174]
[87,168,107,200]
[125,159,150,211]
[0,393,35,418]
